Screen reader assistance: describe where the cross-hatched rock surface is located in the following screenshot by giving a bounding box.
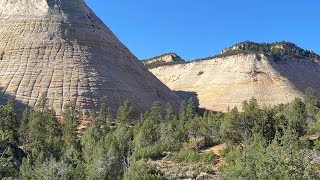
[0,0,181,115]
[150,54,320,111]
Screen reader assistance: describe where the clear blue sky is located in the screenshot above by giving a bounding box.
[85,0,320,61]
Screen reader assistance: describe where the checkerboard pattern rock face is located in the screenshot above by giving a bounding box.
[0,0,180,115]
[150,54,320,112]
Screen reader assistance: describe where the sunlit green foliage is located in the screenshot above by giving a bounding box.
[1,89,320,179]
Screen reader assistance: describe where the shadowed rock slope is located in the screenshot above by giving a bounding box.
[148,42,320,112]
[0,0,181,115]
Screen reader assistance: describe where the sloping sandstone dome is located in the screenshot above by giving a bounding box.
[150,54,320,112]
[0,0,181,115]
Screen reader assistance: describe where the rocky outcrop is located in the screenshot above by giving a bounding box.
[0,0,181,116]
[142,53,186,69]
[149,53,320,112]
[143,53,185,64]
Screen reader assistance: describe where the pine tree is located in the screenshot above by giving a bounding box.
[159,122,175,147]
[202,111,222,142]
[19,108,30,144]
[149,101,163,123]
[186,98,196,120]
[304,87,318,115]
[99,96,112,126]
[134,119,158,149]
[221,107,243,144]
[0,147,19,178]
[27,110,45,145]
[164,103,175,122]
[26,95,63,158]
[0,99,18,145]
[116,100,133,125]
[179,101,188,122]
[81,116,108,163]
[20,156,33,179]
[62,102,81,147]
[186,116,202,150]
[286,98,308,136]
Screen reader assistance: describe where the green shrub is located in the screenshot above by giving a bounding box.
[124,160,160,180]
[132,145,168,161]
[170,150,216,164]
[314,140,320,150]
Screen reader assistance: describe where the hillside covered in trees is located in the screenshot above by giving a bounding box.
[218,41,319,59]
[1,90,320,179]
[144,42,319,69]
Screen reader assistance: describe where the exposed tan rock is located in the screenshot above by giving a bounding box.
[149,54,320,111]
[142,53,185,65]
[221,44,247,54]
[142,53,186,69]
[0,0,181,115]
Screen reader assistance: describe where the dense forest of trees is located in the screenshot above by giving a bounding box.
[1,90,320,179]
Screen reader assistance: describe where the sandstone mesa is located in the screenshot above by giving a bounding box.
[148,42,320,112]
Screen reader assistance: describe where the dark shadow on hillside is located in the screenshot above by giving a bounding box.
[174,91,199,106]
[174,90,207,114]
[0,87,29,119]
[268,56,320,97]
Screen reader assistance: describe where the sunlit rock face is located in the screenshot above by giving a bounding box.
[0,0,49,16]
[0,0,181,115]
[149,53,320,111]
[142,53,185,64]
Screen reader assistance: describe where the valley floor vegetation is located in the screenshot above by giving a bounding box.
[1,89,320,179]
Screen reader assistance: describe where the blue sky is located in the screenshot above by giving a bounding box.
[85,0,320,61]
